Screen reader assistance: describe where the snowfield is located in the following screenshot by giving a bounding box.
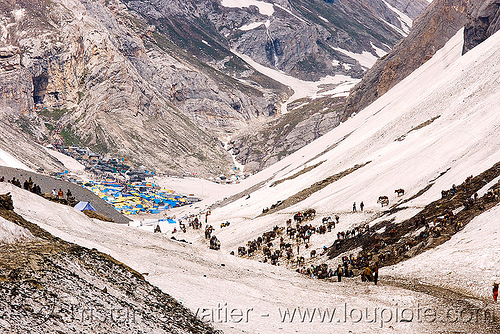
[178,27,500,309]
[2,182,492,334]
[220,0,274,16]
[209,28,500,240]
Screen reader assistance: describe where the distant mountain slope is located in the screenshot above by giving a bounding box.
[0,0,430,176]
[124,0,429,81]
[344,0,477,115]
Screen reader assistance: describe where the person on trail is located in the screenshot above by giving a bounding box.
[360,201,364,212]
[57,188,64,199]
[353,202,357,212]
[337,264,343,282]
[51,188,57,197]
[373,263,379,285]
[363,266,373,282]
[493,283,499,302]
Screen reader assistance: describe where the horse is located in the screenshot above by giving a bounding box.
[395,189,405,197]
[377,196,389,207]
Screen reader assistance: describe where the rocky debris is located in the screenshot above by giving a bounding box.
[463,0,500,54]
[82,209,114,222]
[0,193,14,210]
[0,199,216,334]
[344,0,479,116]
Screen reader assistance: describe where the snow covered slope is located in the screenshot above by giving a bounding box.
[0,216,34,244]
[210,27,500,240]
[388,203,500,300]
[182,27,500,304]
[0,147,32,171]
[1,183,483,334]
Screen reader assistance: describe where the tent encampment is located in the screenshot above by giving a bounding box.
[74,201,96,212]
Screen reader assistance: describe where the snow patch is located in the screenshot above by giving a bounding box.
[13,8,25,21]
[0,216,34,244]
[44,147,85,173]
[333,47,379,68]
[238,21,265,31]
[233,49,359,113]
[371,42,387,58]
[0,147,32,171]
[318,15,329,23]
[221,0,274,16]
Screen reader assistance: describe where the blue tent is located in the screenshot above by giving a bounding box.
[74,201,97,212]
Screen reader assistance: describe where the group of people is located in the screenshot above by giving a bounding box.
[352,201,364,212]
[441,176,474,199]
[293,209,316,223]
[51,188,74,202]
[2,176,42,196]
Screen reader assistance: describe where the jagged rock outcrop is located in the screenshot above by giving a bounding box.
[124,0,428,81]
[344,0,478,116]
[0,46,33,117]
[463,0,500,53]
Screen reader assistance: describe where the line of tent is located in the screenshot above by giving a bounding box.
[83,180,191,215]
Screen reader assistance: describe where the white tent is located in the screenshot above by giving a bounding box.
[74,201,96,212]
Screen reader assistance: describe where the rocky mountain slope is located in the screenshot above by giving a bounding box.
[1,0,284,176]
[228,96,346,173]
[0,193,216,334]
[0,0,430,176]
[126,0,427,81]
[344,0,477,115]
[463,0,500,53]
